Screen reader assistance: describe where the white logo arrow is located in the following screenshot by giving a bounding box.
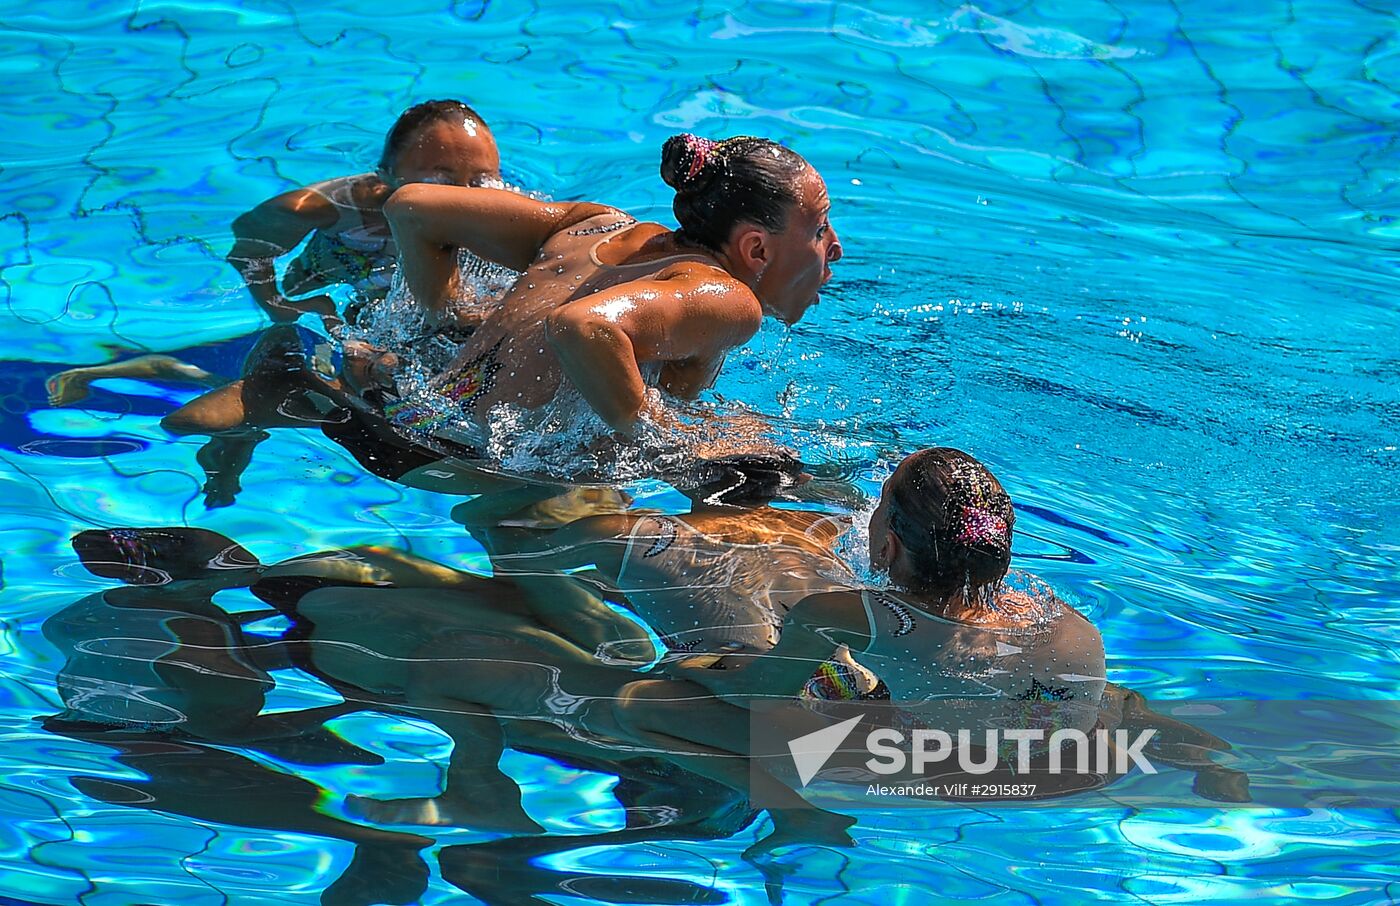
[787,715,864,787]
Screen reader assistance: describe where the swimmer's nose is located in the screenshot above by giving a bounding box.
[826,229,843,264]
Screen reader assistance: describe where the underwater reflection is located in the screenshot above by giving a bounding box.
[45,439,1249,894]
[42,525,766,904]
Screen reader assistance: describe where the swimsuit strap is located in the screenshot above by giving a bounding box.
[586,220,719,272]
[616,514,671,588]
[858,589,881,654]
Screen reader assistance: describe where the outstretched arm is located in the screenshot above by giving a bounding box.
[666,590,871,703]
[384,185,610,322]
[227,188,338,321]
[545,268,763,436]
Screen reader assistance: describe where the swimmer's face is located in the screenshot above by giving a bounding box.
[753,167,842,325]
[383,119,502,190]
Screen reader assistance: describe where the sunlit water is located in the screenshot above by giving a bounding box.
[2,1,1398,903]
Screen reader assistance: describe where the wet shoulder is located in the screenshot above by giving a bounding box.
[536,207,644,261]
[301,174,389,228]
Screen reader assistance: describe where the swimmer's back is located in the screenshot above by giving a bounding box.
[434,209,744,420]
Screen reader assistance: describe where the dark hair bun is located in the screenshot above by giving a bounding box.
[660,134,808,251]
[887,448,1016,593]
[660,133,707,190]
[72,527,259,585]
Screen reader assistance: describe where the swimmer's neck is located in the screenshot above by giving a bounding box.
[889,577,1002,622]
[660,232,754,290]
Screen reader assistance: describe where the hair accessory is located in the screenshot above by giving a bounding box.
[685,135,718,183]
[956,505,1007,548]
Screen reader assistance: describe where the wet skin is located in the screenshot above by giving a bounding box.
[385,163,843,438]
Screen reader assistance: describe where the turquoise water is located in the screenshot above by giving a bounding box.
[3,0,1399,903]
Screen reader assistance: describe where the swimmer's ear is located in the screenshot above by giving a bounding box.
[877,527,906,571]
[730,225,770,275]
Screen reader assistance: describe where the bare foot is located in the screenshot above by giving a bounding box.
[46,369,97,406]
[345,793,543,834]
[742,808,856,862]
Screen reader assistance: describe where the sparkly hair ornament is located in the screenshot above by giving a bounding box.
[684,134,719,184]
[886,447,1015,594]
[956,505,1009,549]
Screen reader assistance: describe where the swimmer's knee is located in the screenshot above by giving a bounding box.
[160,409,202,435]
[161,408,232,435]
[612,679,677,732]
[162,384,248,435]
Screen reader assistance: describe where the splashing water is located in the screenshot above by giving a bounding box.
[345,249,517,373]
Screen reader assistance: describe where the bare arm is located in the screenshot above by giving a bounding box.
[227,187,337,321]
[489,513,634,583]
[384,184,610,322]
[545,269,763,436]
[666,590,871,703]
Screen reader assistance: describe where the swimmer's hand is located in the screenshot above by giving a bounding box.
[600,389,681,443]
[342,340,399,393]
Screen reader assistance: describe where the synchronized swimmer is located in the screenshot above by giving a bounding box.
[357,133,841,451]
[37,99,1246,871]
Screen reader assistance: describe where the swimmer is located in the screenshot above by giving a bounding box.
[229,98,502,325]
[46,100,503,410]
[459,455,881,694]
[47,103,509,507]
[330,448,1088,839]
[66,525,753,838]
[157,100,509,507]
[347,449,1236,854]
[607,448,1245,849]
[372,133,842,450]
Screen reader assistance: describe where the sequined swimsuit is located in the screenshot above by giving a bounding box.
[853,573,1106,727]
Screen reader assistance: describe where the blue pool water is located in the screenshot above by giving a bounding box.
[3,0,1399,903]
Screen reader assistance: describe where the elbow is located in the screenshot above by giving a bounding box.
[382,183,434,231]
[545,308,626,363]
[544,307,593,351]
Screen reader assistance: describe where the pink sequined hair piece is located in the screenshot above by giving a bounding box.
[685,134,719,183]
